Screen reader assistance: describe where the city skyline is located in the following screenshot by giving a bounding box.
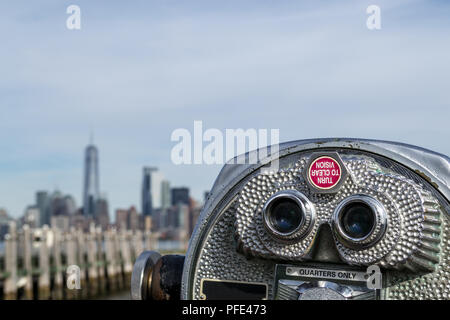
[1,0,450,218]
[0,138,202,240]
[0,138,205,221]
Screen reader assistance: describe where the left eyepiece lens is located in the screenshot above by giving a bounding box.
[269,198,304,234]
[263,190,315,239]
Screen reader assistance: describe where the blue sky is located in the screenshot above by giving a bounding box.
[0,0,449,218]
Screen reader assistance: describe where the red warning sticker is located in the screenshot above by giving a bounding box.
[308,156,342,190]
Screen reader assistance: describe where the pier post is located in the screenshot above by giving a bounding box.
[4,222,18,300]
[76,228,88,299]
[22,225,33,299]
[52,227,63,299]
[65,228,79,299]
[104,229,118,292]
[133,230,144,261]
[144,230,158,251]
[86,224,98,297]
[96,227,106,295]
[119,230,132,289]
[112,229,123,290]
[38,225,50,300]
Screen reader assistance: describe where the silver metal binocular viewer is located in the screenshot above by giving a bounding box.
[131,138,449,300]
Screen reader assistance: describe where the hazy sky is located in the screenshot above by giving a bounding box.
[0,0,449,218]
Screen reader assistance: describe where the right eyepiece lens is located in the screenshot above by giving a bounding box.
[269,198,304,234]
[340,202,375,239]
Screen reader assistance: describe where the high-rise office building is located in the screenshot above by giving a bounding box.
[115,206,140,231]
[36,191,50,226]
[115,209,128,230]
[171,203,189,230]
[161,180,171,209]
[142,167,155,216]
[63,195,77,215]
[95,197,110,230]
[142,167,164,216]
[171,187,190,206]
[152,208,164,230]
[83,142,100,217]
[50,190,65,216]
[127,206,140,232]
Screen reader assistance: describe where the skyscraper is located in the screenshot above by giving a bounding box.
[115,209,128,230]
[142,167,164,216]
[171,187,190,206]
[83,142,100,217]
[115,206,139,231]
[142,167,155,216]
[161,180,171,209]
[36,191,50,226]
[95,196,110,230]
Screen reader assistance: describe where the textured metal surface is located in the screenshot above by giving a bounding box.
[235,155,441,271]
[299,287,345,300]
[181,139,450,300]
[386,214,450,299]
[191,204,275,300]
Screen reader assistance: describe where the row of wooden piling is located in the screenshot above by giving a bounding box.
[0,223,160,300]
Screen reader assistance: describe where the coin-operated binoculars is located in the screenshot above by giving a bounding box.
[131,138,449,300]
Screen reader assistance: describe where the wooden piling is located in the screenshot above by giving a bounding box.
[22,225,33,299]
[104,229,118,292]
[38,226,50,300]
[86,224,98,298]
[65,228,79,299]
[1,224,148,300]
[52,227,63,300]
[95,227,106,296]
[4,222,17,300]
[119,230,132,289]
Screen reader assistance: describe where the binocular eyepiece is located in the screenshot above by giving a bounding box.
[262,190,315,240]
[131,251,185,300]
[332,195,387,248]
